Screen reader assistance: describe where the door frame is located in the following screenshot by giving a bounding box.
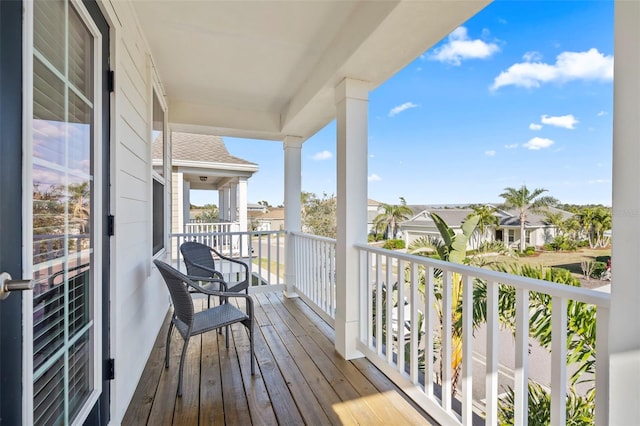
[0,1,25,424]
[20,0,112,423]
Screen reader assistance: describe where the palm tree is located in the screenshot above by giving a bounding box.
[577,206,612,248]
[467,204,499,249]
[499,186,558,252]
[373,198,413,240]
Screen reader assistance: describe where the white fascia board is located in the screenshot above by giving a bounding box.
[173,160,258,174]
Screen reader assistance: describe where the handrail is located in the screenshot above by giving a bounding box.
[355,243,610,308]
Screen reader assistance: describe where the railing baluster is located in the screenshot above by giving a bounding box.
[515,287,530,425]
[462,275,473,424]
[367,251,373,349]
[386,255,393,364]
[425,266,435,398]
[442,270,453,411]
[410,262,418,384]
[595,305,610,426]
[376,253,383,357]
[486,281,499,425]
[397,259,405,373]
[551,296,568,426]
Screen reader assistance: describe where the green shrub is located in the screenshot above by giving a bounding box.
[382,239,405,250]
[595,255,611,263]
[548,235,578,252]
[590,261,607,279]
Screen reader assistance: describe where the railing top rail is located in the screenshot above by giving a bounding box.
[289,231,337,244]
[171,230,285,238]
[355,243,611,308]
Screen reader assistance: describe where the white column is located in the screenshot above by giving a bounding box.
[610,2,640,424]
[283,136,303,298]
[335,78,368,360]
[183,179,190,228]
[222,188,232,221]
[237,178,248,256]
[237,179,248,231]
[218,189,225,221]
[229,182,238,222]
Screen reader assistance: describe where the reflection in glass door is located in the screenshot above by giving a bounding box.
[31,0,99,423]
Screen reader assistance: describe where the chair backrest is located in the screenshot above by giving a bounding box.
[154,260,194,327]
[180,241,216,278]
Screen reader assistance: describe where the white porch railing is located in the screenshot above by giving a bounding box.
[184,221,240,235]
[290,232,336,326]
[171,230,285,292]
[355,243,610,426]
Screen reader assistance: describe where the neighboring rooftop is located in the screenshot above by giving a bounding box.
[154,132,257,167]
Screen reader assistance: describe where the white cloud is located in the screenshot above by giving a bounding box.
[588,179,610,184]
[523,137,554,150]
[485,150,496,157]
[541,114,579,129]
[529,123,543,131]
[429,26,500,66]
[311,150,333,161]
[597,110,608,117]
[491,48,613,91]
[369,154,375,158]
[368,174,382,182]
[388,102,419,117]
[504,143,519,149]
[523,51,543,62]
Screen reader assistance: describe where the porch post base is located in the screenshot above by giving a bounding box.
[335,318,364,360]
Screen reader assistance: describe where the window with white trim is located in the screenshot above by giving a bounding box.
[152,91,166,255]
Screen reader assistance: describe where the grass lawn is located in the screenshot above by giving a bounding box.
[491,247,611,289]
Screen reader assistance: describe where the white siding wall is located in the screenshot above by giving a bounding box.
[101,1,171,423]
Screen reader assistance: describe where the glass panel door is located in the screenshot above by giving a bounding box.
[32,1,98,424]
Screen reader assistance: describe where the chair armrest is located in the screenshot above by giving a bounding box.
[209,247,249,272]
[184,261,225,280]
[186,275,228,291]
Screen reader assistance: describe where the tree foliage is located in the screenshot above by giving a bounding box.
[301,191,337,238]
[577,206,612,248]
[499,185,558,252]
[467,204,499,249]
[373,198,413,240]
[194,204,219,222]
[477,263,598,424]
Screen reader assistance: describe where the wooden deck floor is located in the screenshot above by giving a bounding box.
[122,291,436,425]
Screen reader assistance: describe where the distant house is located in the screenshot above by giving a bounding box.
[399,205,574,250]
[253,207,285,231]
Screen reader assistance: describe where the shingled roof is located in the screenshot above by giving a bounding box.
[153,132,256,166]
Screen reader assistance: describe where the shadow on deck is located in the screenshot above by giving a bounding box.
[122,291,437,425]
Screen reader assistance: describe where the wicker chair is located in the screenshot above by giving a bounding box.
[180,241,250,307]
[154,259,254,396]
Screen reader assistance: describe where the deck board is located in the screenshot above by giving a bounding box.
[122,291,436,425]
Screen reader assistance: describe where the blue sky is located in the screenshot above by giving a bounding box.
[193,0,614,207]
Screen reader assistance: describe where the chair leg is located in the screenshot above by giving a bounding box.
[225,325,230,348]
[249,320,255,375]
[165,321,174,368]
[177,336,190,397]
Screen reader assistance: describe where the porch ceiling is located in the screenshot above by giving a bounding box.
[133,0,490,142]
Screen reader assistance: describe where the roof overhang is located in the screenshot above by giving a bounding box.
[133,0,491,142]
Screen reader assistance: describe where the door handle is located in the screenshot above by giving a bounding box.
[0,272,34,300]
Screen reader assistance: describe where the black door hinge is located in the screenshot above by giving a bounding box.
[107,70,115,93]
[106,358,115,381]
[107,215,115,236]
